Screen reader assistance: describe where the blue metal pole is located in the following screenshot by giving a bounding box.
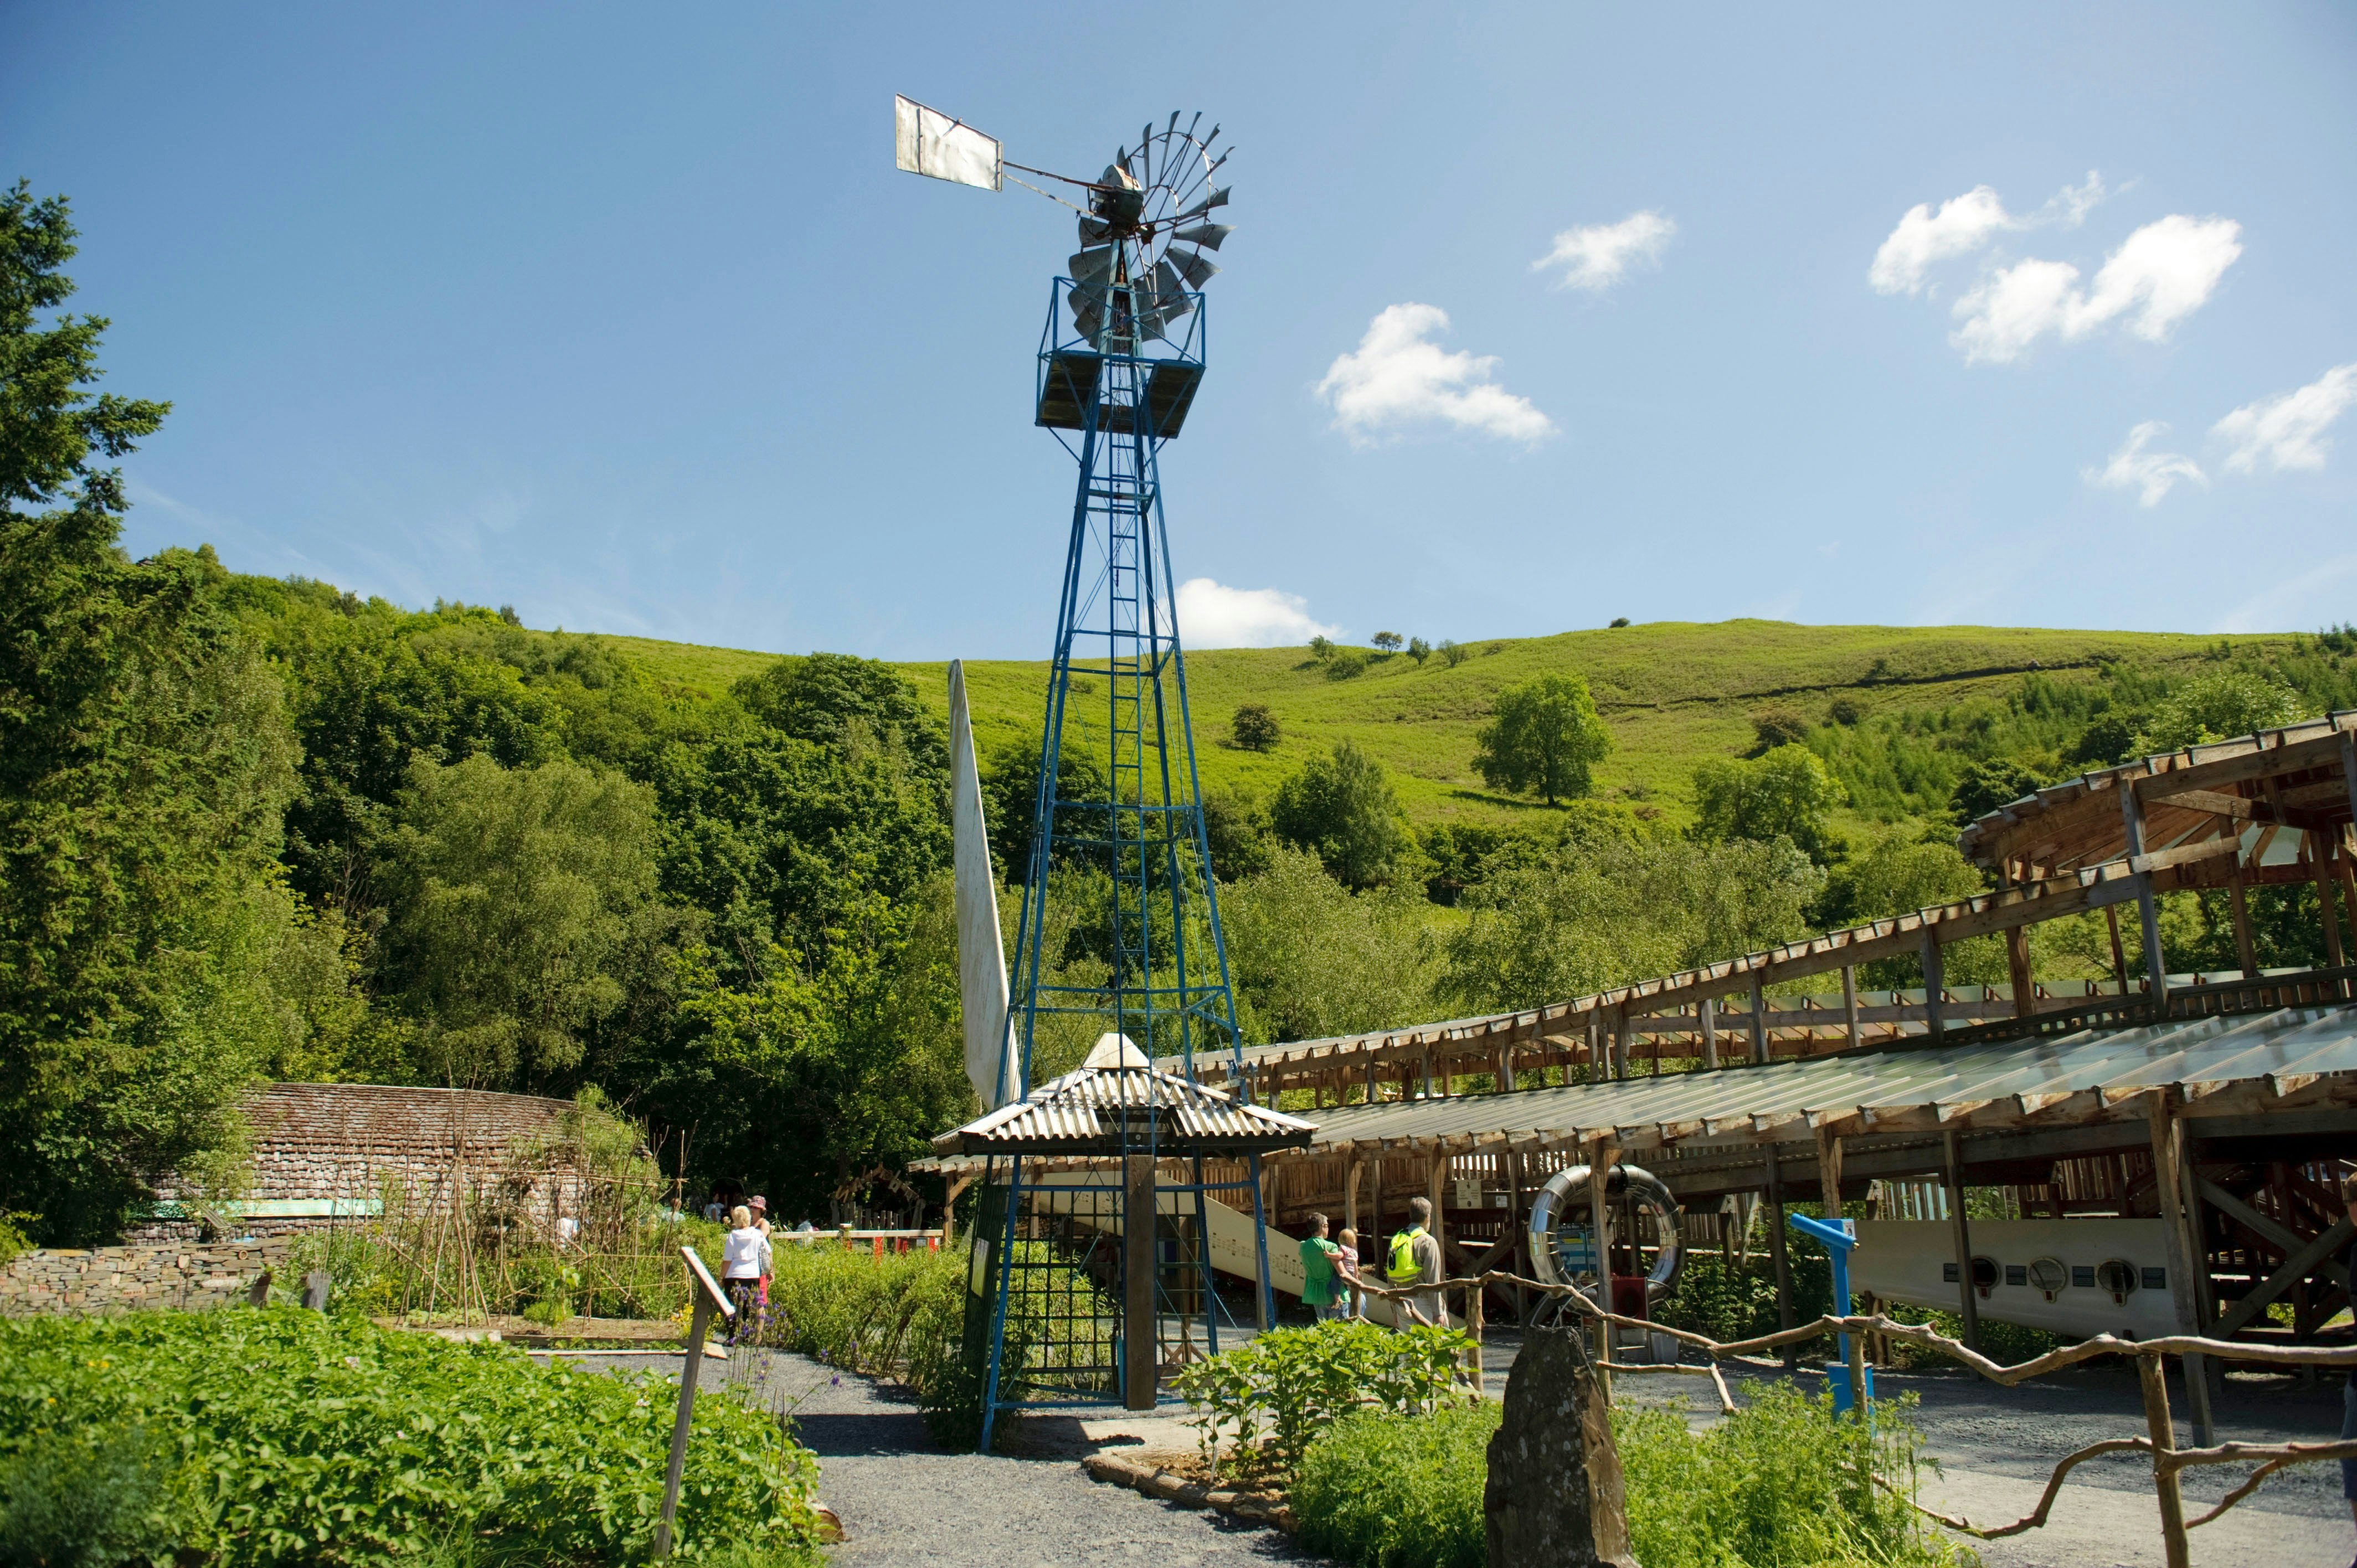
[979,1157,1024,1452]
[1248,1151,1273,1332]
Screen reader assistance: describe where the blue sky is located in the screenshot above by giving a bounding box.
[7,5,2354,657]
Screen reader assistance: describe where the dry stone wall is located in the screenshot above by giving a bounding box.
[1,1240,289,1317]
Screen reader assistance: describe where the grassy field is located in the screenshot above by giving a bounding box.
[605,618,2284,835]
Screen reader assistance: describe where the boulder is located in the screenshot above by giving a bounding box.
[1483,1324,1639,1567]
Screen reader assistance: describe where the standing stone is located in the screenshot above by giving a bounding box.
[1484,1324,1639,1567]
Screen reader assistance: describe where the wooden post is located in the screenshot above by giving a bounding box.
[2120,782,2168,1007]
[1815,1127,1844,1220]
[2106,905,2130,996]
[1370,1151,1384,1280]
[1466,1275,1485,1396]
[941,1175,974,1250]
[1699,993,1718,1069]
[1941,1130,1979,1354]
[1919,932,1946,1042]
[1764,1145,1795,1371]
[1612,1007,1631,1080]
[1587,1139,1617,1399]
[2135,1352,2193,1568]
[2147,1091,2216,1445]
[2227,863,2260,979]
[2308,833,2348,969]
[1124,1155,1157,1411]
[1365,1058,1378,1105]
[2005,924,2035,1021]
[658,1247,735,1560]
[1840,966,1861,1052]
[1344,1159,1362,1249]
[1587,1012,1602,1079]
[1427,1154,1450,1311]
[1748,974,1768,1065]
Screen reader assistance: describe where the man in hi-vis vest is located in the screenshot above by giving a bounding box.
[1384,1195,1445,1327]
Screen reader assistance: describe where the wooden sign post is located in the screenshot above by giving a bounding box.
[655,1245,735,1559]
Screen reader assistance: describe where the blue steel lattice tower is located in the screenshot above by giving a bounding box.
[1005,127,1238,1098]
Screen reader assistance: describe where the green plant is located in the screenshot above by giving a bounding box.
[0,1308,822,1565]
[1292,1401,1497,1568]
[1170,1319,1473,1479]
[1616,1386,1970,1568]
[1231,702,1281,752]
[1325,647,1372,680]
[0,1422,174,1568]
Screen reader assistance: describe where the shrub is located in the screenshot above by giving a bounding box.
[1325,648,1371,680]
[1407,637,1431,666]
[1289,1384,1968,1568]
[0,1422,174,1568]
[1609,616,1630,628]
[1828,695,1862,726]
[1169,1319,1473,1479]
[1437,639,1466,669]
[1371,632,1403,652]
[1617,1386,1968,1568]
[1293,1401,1496,1568]
[0,1309,822,1565]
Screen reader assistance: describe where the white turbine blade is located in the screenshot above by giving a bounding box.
[950,661,1017,1108]
[893,94,1002,192]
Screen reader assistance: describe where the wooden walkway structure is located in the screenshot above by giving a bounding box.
[1235,714,2357,1447]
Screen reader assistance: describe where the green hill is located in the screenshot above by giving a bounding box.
[603,620,2342,840]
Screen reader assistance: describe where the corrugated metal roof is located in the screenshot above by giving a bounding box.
[1284,1003,2357,1160]
[933,1062,1316,1155]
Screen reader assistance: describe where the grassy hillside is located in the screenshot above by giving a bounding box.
[605,619,2310,838]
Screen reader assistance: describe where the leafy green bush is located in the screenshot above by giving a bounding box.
[0,1422,175,1567]
[1617,1386,1969,1568]
[760,1237,960,1376]
[1292,1401,1496,1568]
[1289,1383,1969,1568]
[0,1309,822,1565]
[1170,1319,1473,1479]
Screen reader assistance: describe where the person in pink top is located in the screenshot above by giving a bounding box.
[1335,1227,1365,1319]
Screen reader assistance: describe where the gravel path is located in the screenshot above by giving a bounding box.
[569,1339,2348,1566]
[700,1349,1327,1568]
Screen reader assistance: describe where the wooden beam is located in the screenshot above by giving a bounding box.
[1816,1127,1845,1220]
[2006,924,2034,1022]
[1841,966,1861,1052]
[1699,992,1718,1070]
[2211,1217,2356,1338]
[1748,974,1768,1065]
[1588,1138,1617,1399]
[1764,1143,1795,1371]
[2227,856,2259,979]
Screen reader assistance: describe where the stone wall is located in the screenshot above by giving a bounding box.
[1,1239,290,1317]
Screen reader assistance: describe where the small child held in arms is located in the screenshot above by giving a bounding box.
[1336,1226,1363,1319]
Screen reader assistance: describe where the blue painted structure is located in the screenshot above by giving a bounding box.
[975,265,1268,1450]
[1788,1211,1875,1415]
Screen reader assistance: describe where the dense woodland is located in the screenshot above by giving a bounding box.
[8,183,2357,1245]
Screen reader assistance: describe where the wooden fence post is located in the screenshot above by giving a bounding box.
[658,1247,735,1559]
[2135,1351,2192,1568]
[1587,1138,1617,1400]
[1941,1130,1979,1354]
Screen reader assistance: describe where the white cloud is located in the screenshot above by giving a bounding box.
[1533,210,1675,292]
[2086,421,2205,507]
[2212,363,2357,473]
[1316,303,1552,446]
[1868,172,2105,296]
[1173,579,1340,649]
[1949,214,2241,363]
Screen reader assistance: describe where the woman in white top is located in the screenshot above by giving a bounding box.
[721,1204,770,1344]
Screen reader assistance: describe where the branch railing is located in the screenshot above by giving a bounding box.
[1354,1267,2356,1568]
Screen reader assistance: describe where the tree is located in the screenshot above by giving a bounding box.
[1407,637,1431,666]
[0,187,325,1241]
[1690,745,1844,863]
[733,652,949,786]
[1371,631,1403,652]
[1269,740,1409,889]
[977,737,1108,887]
[1231,702,1280,752]
[1608,617,1630,629]
[1308,635,1333,662]
[372,755,670,1088]
[1748,706,1810,754]
[1219,847,1435,1043]
[1471,672,1613,805]
[1438,835,1822,1013]
[1438,639,1467,669]
[2137,669,2302,752]
[1949,758,2045,824]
